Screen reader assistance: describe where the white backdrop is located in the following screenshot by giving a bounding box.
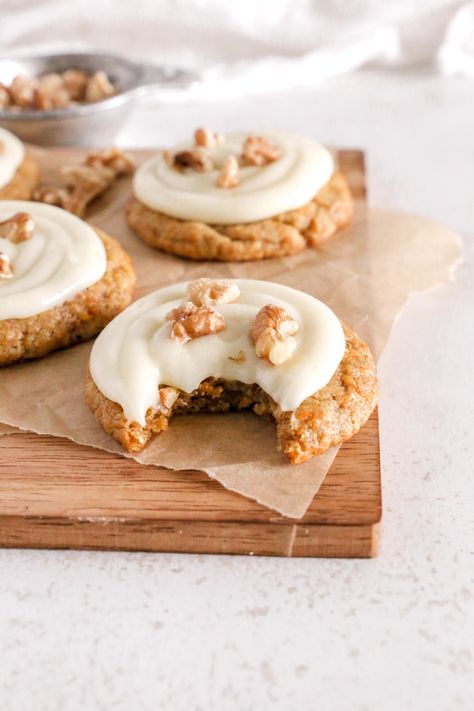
[0,2,473,711]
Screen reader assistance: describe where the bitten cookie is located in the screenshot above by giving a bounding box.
[127,129,353,261]
[0,127,40,200]
[0,201,135,366]
[86,278,377,464]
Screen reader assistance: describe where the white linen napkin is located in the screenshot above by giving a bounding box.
[0,0,472,97]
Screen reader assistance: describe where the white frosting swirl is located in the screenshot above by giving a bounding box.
[0,127,25,189]
[0,201,106,320]
[90,279,345,425]
[133,130,334,224]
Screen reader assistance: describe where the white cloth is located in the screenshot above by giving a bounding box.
[1,0,473,97]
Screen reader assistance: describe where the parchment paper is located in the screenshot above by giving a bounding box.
[0,147,462,518]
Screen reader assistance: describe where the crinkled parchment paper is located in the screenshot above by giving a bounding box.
[0,147,462,518]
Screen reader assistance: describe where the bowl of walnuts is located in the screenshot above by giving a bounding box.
[0,52,196,146]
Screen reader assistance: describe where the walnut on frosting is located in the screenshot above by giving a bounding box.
[166,301,226,345]
[187,278,240,307]
[250,304,299,365]
[0,253,13,280]
[194,127,224,149]
[228,350,246,364]
[173,147,213,173]
[216,155,240,188]
[166,129,281,189]
[33,147,135,218]
[241,135,281,167]
[0,212,34,243]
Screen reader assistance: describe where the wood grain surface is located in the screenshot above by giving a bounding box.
[0,148,381,557]
[0,409,380,557]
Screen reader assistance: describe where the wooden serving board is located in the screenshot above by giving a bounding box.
[0,412,380,558]
[0,148,381,557]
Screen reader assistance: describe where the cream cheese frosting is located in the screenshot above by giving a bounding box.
[0,127,25,190]
[133,130,334,224]
[89,279,346,425]
[0,201,106,320]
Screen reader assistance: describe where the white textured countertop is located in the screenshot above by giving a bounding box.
[1,68,473,711]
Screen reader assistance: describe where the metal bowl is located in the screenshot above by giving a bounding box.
[0,52,197,146]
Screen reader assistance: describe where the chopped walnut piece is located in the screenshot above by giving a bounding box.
[157,386,179,412]
[187,278,240,307]
[0,84,10,109]
[0,212,34,243]
[1,69,116,111]
[33,73,71,110]
[38,73,64,92]
[173,147,213,173]
[85,147,135,176]
[166,301,226,344]
[34,86,71,111]
[9,74,37,108]
[241,135,281,167]
[216,155,239,188]
[85,70,116,103]
[32,185,70,208]
[0,253,13,280]
[32,88,52,111]
[250,304,299,365]
[228,350,246,364]
[34,146,134,217]
[62,69,88,101]
[59,164,115,217]
[194,127,224,148]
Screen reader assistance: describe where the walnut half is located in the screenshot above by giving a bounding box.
[0,212,34,243]
[166,301,226,344]
[187,278,240,307]
[250,304,299,365]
